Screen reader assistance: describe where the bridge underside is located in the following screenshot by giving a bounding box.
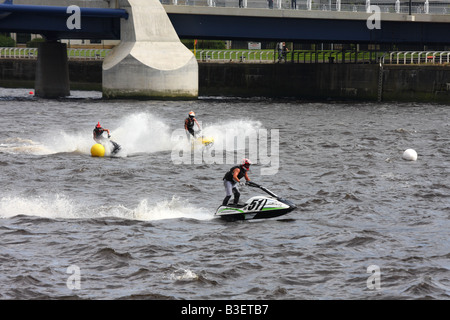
[1,4,449,45]
[0,5,123,40]
[165,9,450,45]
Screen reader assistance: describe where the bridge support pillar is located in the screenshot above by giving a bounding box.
[35,41,70,98]
[102,0,198,100]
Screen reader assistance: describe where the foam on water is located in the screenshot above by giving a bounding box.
[0,112,174,156]
[132,197,213,221]
[169,269,199,281]
[171,118,264,163]
[0,194,76,219]
[0,112,262,159]
[0,194,213,221]
[201,119,263,151]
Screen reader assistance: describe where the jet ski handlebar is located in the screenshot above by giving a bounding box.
[246,181,280,199]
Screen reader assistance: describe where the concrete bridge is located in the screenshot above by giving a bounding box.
[1,0,198,99]
[2,0,450,99]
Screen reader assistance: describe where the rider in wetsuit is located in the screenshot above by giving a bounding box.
[184,111,201,138]
[222,158,252,206]
[93,122,121,154]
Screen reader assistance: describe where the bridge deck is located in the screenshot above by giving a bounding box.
[1,2,450,43]
[0,3,127,39]
[164,5,450,43]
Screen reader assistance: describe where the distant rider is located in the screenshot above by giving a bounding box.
[184,111,201,138]
[222,158,252,206]
[93,122,121,154]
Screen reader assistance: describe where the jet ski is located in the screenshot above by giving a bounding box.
[110,140,121,154]
[198,136,214,147]
[215,181,296,221]
[97,139,121,155]
[190,134,214,150]
[192,130,214,148]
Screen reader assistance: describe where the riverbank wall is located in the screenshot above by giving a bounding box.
[0,59,102,91]
[1,59,449,102]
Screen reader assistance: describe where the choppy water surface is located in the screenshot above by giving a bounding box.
[0,88,448,300]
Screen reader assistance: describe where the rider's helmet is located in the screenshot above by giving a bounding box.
[188,111,195,118]
[241,158,252,171]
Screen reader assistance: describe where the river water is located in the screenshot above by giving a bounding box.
[0,87,448,302]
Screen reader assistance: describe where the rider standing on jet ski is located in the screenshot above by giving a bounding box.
[93,122,121,154]
[184,111,201,138]
[222,158,252,206]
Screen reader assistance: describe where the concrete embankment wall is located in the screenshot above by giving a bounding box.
[381,65,450,102]
[1,59,449,102]
[200,63,450,102]
[0,59,102,91]
[200,63,380,100]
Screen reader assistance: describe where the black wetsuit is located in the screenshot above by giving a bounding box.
[93,127,105,141]
[185,117,196,137]
[222,165,248,205]
[223,165,247,182]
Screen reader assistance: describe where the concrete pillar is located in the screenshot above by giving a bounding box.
[35,41,70,98]
[102,0,198,100]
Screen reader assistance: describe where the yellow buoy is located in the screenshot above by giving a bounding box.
[91,143,105,157]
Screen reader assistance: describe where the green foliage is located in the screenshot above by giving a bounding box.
[26,37,45,48]
[0,34,16,47]
[181,39,226,50]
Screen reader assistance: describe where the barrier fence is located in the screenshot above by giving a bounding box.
[1,48,450,64]
[384,51,450,64]
[196,49,450,64]
[0,47,111,60]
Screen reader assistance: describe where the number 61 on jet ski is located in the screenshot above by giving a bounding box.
[215,182,296,221]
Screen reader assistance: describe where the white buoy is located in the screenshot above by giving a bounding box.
[402,149,418,161]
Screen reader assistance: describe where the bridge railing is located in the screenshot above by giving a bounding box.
[196,49,274,62]
[161,0,450,15]
[195,49,385,63]
[384,51,450,64]
[0,47,38,59]
[2,48,450,64]
[0,47,112,60]
[66,48,111,60]
[290,50,383,64]
[195,49,450,64]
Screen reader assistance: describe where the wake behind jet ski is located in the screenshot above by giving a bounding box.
[215,181,296,221]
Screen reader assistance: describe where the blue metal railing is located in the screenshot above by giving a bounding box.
[0,2,128,19]
[161,0,450,15]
